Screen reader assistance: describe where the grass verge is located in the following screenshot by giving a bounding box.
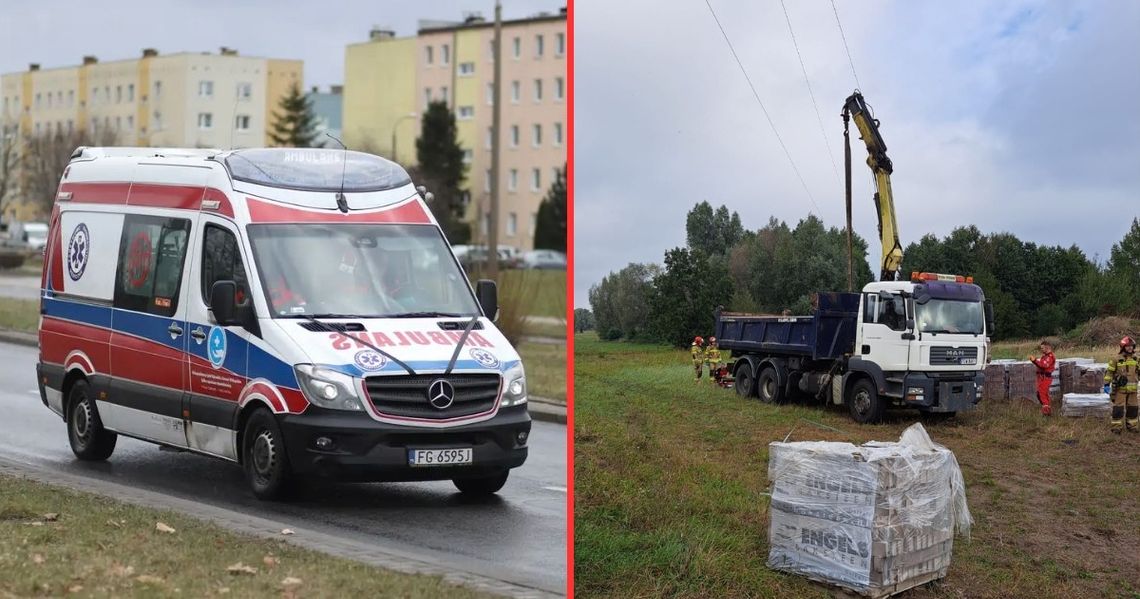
[518,341,566,403]
[0,297,38,333]
[574,333,1140,598]
[0,474,491,598]
[500,270,565,319]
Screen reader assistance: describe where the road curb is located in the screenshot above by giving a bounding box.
[0,329,567,425]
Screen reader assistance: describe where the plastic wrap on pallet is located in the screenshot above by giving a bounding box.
[1061,393,1112,417]
[767,424,971,597]
[982,363,1007,402]
[1074,363,1108,394]
[1006,362,1037,400]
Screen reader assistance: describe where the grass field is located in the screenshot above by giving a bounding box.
[518,341,566,403]
[497,270,566,319]
[0,297,38,333]
[574,333,1140,598]
[0,474,490,598]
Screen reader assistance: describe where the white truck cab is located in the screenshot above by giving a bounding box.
[36,147,531,499]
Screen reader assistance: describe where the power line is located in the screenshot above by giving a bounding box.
[830,0,862,90]
[702,0,821,215]
[779,0,841,187]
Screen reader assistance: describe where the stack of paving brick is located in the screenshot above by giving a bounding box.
[1073,363,1109,394]
[1058,358,1094,394]
[1005,362,1038,401]
[982,363,1008,402]
[1060,393,1112,418]
[767,424,971,598]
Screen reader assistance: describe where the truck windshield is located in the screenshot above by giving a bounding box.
[916,299,983,335]
[247,223,479,318]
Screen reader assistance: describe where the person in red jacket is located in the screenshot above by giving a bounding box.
[1028,339,1056,416]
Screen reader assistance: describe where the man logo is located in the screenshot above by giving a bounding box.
[427,379,456,410]
[469,347,499,369]
[67,223,91,281]
[354,350,388,371]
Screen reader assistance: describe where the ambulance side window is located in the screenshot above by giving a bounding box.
[114,215,191,317]
[201,225,249,305]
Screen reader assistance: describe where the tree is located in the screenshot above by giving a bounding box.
[588,263,659,340]
[23,127,118,213]
[534,164,566,251]
[414,101,470,244]
[647,247,733,346]
[0,127,18,216]
[685,201,744,256]
[269,83,319,148]
[1107,218,1140,306]
[574,308,595,333]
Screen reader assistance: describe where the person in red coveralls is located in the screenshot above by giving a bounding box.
[1028,339,1056,416]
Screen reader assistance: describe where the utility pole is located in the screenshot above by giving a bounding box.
[487,0,502,278]
[842,110,853,292]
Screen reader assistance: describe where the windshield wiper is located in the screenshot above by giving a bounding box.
[387,311,464,318]
[299,315,416,376]
[443,314,482,376]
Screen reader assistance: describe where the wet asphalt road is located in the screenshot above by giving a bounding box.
[0,341,567,595]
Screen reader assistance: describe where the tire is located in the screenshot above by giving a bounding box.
[735,362,756,398]
[757,366,784,404]
[67,379,117,461]
[848,378,886,424]
[453,470,509,496]
[242,408,294,500]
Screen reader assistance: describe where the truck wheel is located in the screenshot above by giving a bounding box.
[453,470,509,496]
[757,366,785,404]
[848,379,885,424]
[67,380,117,461]
[242,408,294,500]
[735,363,756,398]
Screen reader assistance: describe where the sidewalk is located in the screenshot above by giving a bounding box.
[0,329,567,425]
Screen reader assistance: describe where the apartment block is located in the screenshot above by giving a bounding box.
[343,9,567,251]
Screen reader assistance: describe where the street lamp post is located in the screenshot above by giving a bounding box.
[390,112,418,163]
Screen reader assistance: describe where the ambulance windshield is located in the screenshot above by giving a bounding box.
[247,223,479,318]
[224,148,411,192]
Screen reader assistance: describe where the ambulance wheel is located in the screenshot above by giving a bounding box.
[735,363,756,398]
[453,470,509,496]
[848,379,885,424]
[243,408,294,500]
[757,366,784,404]
[67,379,117,461]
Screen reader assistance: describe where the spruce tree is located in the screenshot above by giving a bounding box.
[269,83,319,147]
[534,164,566,252]
[415,101,470,243]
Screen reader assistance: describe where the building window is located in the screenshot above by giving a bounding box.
[116,116,122,131]
[67,120,74,134]
[484,169,491,192]
[556,32,565,56]
[462,149,473,164]
[68,90,75,107]
[533,124,542,147]
[534,79,543,101]
[127,84,134,102]
[441,86,449,104]
[512,37,521,59]
[235,115,250,131]
[126,116,133,132]
[154,81,162,99]
[554,122,563,146]
[441,44,450,65]
[105,86,110,101]
[459,62,475,76]
[531,168,541,191]
[35,93,41,109]
[197,112,213,129]
[34,123,41,135]
[424,88,432,109]
[511,81,520,103]
[481,212,490,235]
[116,85,122,103]
[47,93,53,109]
[488,40,495,61]
[508,169,518,191]
[510,125,519,147]
[104,116,110,131]
[458,106,474,120]
[486,83,494,105]
[198,81,214,97]
[485,127,492,149]
[555,77,564,101]
[535,34,545,57]
[237,82,252,99]
[425,45,434,65]
[507,212,517,237]
[153,111,163,131]
[531,212,538,235]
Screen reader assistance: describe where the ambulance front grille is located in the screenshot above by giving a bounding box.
[363,373,501,419]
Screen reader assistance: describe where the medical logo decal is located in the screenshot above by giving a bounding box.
[469,347,499,369]
[353,349,388,371]
[427,379,456,410]
[66,223,90,281]
[207,326,227,369]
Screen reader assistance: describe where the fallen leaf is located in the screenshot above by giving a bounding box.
[155,522,176,534]
[68,585,83,594]
[135,575,164,584]
[281,577,303,586]
[280,528,295,536]
[262,555,279,568]
[32,553,45,564]
[226,563,257,576]
[107,520,121,528]
[43,513,59,522]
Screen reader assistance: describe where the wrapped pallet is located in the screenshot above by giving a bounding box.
[767,424,972,598]
[1006,362,1037,400]
[1074,363,1108,394]
[1058,358,1093,394]
[1061,393,1112,418]
[981,363,1007,402]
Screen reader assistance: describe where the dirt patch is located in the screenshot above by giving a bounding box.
[1067,316,1140,347]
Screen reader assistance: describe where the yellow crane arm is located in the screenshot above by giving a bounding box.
[842,91,903,281]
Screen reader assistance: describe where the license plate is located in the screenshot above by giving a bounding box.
[408,448,473,467]
[960,358,977,365]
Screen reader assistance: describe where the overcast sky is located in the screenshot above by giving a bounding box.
[0,1,563,87]
[575,0,1140,306]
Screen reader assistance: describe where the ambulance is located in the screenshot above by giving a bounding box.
[36,147,532,499]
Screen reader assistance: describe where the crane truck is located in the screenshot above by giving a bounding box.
[714,92,993,423]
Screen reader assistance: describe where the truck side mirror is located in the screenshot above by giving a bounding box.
[984,300,995,334]
[476,279,498,321]
[905,318,915,330]
[210,280,240,326]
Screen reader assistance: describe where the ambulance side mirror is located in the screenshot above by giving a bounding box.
[475,279,498,321]
[210,280,240,326]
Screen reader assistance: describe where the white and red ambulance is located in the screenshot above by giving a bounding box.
[36,146,531,499]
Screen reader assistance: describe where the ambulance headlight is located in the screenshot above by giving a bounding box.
[502,363,527,407]
[295,364,363,411]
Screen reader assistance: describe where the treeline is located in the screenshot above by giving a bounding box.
[584,202,1140,345]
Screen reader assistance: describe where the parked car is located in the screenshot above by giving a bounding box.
[458,245,523,269]
[522,249,566,270]
[22,222,48,251]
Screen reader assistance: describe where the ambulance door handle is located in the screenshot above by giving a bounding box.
[167,323,184,337]
[191,328,207,342]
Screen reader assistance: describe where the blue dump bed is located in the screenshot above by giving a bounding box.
[715,292,861,361]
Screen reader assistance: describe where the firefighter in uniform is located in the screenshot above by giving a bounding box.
[1028,339,1055,416]
[691,336,706,381]
[1104,336,1139,433]
[705,337,722,384]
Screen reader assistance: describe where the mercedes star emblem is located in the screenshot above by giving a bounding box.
[427,379,456,410]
